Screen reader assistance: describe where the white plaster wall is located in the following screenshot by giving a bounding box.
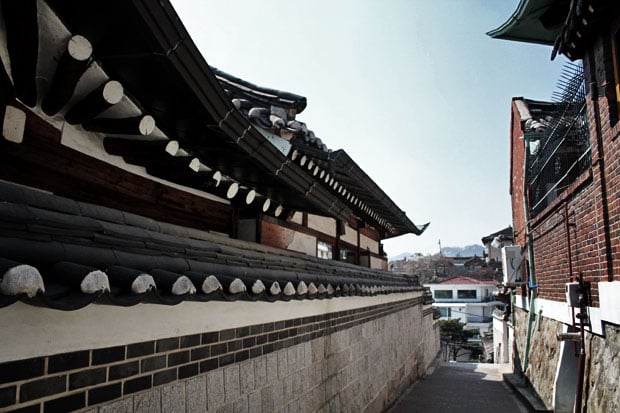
[0,293,422,363]
[307,214,336,237]
[359,234,379,254]
[513,281,620,336]
[370,255,385,270]
[288,231,316,256]
[341,224,357,246]
[289,212,303,225]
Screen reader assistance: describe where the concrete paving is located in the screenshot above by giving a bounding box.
[387,362,530,413]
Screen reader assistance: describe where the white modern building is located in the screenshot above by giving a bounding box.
[424,276,504,335]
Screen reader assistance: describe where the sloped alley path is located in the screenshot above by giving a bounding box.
[388,362,529,413]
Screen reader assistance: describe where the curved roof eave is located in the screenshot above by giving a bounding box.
[134,0,356,222]
[486,0,562,45]
[44,0,353,223]
[328,150,429,238]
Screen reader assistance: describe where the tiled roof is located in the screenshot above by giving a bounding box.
[9,0,426,239]
[213,68,327,152]
[481,226,514,245]
[211,70,429,237]
[0,181,423,310]
[436,276,500,285]
[488,0,620,61]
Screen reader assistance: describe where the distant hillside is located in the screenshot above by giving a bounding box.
[390,252,423,261]
[389,244,484,261]
[441,244,484,257]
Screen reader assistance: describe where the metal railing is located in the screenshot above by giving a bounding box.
[527,63,591,217]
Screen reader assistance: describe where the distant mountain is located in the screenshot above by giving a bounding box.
[441,244,484,257]
[388,245,484,261]
[390,252,415,261]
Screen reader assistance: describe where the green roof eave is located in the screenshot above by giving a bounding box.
[486,0,562,46]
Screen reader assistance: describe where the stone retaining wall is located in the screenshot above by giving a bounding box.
[513,307,620,413]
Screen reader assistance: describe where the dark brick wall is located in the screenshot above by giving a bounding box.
[0,297,424,412]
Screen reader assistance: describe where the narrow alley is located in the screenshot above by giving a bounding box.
[388,363,529,413]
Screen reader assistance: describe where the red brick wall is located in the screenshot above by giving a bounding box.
[510,33,620,305]
[510,100,527,249]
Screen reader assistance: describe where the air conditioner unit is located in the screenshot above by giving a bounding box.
[501,246,523,285]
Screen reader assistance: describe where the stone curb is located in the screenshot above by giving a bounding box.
[503,373,552,412]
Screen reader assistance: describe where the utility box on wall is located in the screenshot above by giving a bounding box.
[501,246,523,285]
[565,282,580,306]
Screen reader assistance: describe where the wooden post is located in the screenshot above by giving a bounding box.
[64,80,123,124]
[1,0,38,107]
[41,35,93,116]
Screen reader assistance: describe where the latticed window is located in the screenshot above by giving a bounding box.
[526,63,591,217]
[457,290,477,299]
[434,290,453,299]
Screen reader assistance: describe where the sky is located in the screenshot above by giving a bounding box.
[170,0,568,257]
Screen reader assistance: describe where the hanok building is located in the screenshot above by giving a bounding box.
[481,226,514,266]
[0,1,437,412]
[489,0,620,412]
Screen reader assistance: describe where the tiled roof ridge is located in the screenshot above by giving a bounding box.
[212,67,328,152]
[211,67,307,113]
[0,180,331,269]
[0,181,402,279]
[438,276,499,285]
[0,182,421,309]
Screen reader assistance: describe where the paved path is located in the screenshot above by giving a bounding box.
[388,362,529,413]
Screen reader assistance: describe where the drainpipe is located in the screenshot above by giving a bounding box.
[564,203,574,280]
[573,273,590,413]
[522,133,538,373]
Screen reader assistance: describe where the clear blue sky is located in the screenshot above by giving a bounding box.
[170,0,567,257]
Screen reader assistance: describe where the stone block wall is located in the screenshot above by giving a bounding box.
[512,308,561,409]
[583,322,620,413]
[513,308,620,413]
[0,296,439,412]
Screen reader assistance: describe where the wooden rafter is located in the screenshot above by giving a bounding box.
[1,0,38,107]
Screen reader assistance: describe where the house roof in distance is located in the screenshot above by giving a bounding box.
[481,226,514,245]
[435,276,500,286]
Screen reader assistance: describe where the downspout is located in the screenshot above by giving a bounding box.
[564,203,574,280]
[574,274,589,413]
[571,50,610,413]
[522,133,538,373]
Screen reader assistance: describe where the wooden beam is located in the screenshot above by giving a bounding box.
[83,115,155,136]
[102,137,175,158]
[0,59,15,130]
[41,35,92,116]
[1,0,38,107]
[0,106,233,233]
[64,80,123,124]
[152,168,222,191]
